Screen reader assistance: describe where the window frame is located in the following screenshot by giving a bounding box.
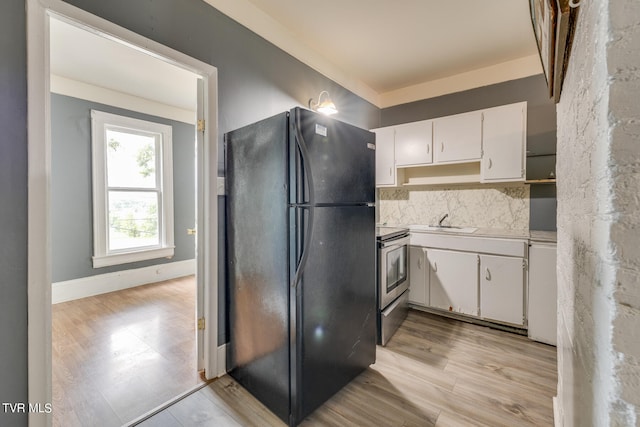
[91,109,175,268]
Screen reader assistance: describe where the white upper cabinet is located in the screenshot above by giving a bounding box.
[374,101,528,187]
[395,120,433,166]
[373,127,396,186]
[481,102,527,182]
[433,110,482,163]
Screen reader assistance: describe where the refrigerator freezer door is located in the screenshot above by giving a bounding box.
[289,204,376,423]
[225,112,290,422]
[290,108,375,205]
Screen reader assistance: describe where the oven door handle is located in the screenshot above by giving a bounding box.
[381,289,406,316]
[380,236,410,249]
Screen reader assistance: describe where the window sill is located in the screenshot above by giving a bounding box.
[92,246,175,268]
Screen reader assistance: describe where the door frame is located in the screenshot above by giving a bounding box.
[26,1,219,425]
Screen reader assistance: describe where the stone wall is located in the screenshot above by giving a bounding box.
[556,0,640,424]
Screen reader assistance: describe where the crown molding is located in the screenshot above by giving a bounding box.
[203,0,381,106]
[379,55,543,108]
[203,1,543,109]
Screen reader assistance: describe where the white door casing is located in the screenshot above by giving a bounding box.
[27,2,219,426]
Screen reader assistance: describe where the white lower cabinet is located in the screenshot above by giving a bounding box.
[528,243,557,345]
[408,246,428,305]
[409,233,534,331]
[479,255,525,326]
[428,249,479,316]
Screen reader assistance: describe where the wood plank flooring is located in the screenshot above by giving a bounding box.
[52,276,203,427]
[138,310,557,426]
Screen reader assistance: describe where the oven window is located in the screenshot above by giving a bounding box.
[386,245,407,292]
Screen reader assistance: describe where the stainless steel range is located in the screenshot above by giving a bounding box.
[376,226,410,346]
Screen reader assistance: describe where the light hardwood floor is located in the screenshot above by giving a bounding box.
[138,310,557,426]
[52,276,203,427]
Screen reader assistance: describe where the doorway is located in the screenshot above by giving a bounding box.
[27,1,219,426]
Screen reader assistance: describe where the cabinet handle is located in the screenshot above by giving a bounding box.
[488,158,493,169]
[427,144,430,154]
[485,268,491,281]
[441,142,444,152]
[417,257,421,269]
[433,262,437,272]
[389,167,392,176]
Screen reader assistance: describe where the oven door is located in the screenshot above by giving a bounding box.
[379,236,410,309]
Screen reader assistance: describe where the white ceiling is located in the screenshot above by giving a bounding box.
[50,1,541,110]
[205,0,543,106]
[50,18,198,112]
[242,0,539,93]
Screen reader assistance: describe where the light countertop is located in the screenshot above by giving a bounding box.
[381,223,556,243]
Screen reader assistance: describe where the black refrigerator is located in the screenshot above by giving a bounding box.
[225,107,376,426]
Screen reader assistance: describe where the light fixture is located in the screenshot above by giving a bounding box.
[308,90,338,115]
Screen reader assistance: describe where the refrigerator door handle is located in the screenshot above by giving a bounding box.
[291,206,313,289]
[291,110,315,289]
[292,108,316,206]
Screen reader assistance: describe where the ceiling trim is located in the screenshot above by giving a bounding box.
[202,0,381,106]
[203,0,543,109]
[51,74,197,124]
[380,55,543,108]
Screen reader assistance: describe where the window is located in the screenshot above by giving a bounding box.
[91,110,174,267]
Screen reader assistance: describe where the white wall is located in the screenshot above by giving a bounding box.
[556,0,640,425]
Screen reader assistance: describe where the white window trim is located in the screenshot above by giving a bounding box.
[91,109,175,268]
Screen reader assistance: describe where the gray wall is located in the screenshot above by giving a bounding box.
[51,93,196,282]
[62,0,380,177]
[1,1,556,422]
[0,1,379,417]
[381,74,558,231]
[59,0,380,347]
[0,0,28,425]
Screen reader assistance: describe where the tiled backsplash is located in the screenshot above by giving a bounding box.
[378,184,530,231]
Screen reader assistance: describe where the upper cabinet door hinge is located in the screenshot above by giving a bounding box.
[197,317,205,330]
[197,119,205,132]
[523,259,528,271]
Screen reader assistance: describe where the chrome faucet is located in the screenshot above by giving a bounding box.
[438,213,449,226]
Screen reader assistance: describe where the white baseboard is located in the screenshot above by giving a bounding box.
[217,343,227,377]
[52,259,196,304]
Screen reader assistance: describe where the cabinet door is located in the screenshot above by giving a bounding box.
[428,249,478,316]
[373,127,395,186]
[395,121,433,166]
[433,111,482,163]
[408,246,428,306]
[479,255,524,326]
[481,102,526,182]
[528,244,557,345]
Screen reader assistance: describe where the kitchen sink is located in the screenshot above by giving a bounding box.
[409,225,478,234]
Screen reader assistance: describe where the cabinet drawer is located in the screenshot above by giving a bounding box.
[410,233,527,257]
